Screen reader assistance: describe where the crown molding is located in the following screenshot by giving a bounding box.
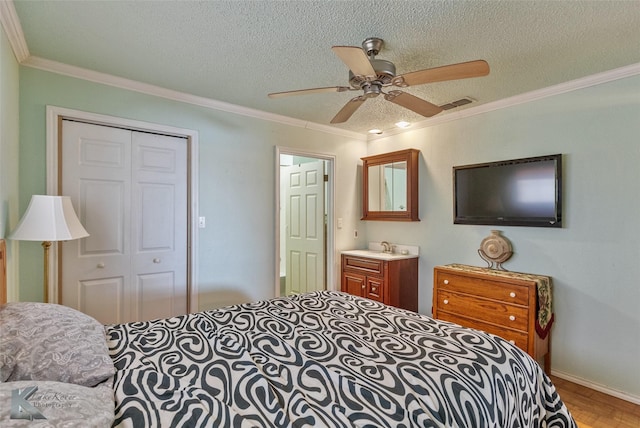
[21,55,365,141]
[0,0,29,62]
[369,62,640,140]
[29,52,637,143]
[6,0,637,144]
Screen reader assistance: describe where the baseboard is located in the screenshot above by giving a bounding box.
[551,370,640,405]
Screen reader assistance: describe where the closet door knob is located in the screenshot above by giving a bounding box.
[509,315,516,321]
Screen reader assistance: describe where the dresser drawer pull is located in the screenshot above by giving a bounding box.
[443,299,449,305]
[509,340,516,345]
[509,292,516,298]
[443,279,449,285]
[509,315,516,321]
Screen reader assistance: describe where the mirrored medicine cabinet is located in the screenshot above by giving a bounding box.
[361,148,420,221]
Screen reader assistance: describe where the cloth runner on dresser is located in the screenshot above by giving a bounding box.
[444,264,554,338]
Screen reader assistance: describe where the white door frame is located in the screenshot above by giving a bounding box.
[275,146,335,297]
[46,105,199,312]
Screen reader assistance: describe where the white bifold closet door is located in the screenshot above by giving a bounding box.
[60,120,188,324]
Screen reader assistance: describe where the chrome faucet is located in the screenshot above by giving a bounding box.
[381,241,392,253]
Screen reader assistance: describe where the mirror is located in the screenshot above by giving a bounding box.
[362,149,420,221]
[368,161,407,211]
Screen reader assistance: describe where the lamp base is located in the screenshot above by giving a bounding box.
[42,241,52,302]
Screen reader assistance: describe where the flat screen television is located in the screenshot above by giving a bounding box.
[453,154,562,228]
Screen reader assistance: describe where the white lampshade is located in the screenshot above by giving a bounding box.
[9,195,89,242]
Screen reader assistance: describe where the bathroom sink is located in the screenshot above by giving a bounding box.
[341,249,418,260]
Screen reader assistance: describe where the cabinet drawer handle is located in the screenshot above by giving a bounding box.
[510,292,516,298]
[443,299,449,305]
[509,315,516,321]
[443,279,449,285]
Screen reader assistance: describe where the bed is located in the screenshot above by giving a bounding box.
[1,286,576,427]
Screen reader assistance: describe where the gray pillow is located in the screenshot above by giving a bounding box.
[0,380,114,427]
[0,302,115,387]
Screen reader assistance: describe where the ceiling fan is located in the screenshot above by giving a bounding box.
[268,38,490,124]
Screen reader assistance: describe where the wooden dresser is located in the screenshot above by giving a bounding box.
[433,264,553,374]
[341,253,418,312]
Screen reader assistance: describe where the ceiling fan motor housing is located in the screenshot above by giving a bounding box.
[349,59,396,93]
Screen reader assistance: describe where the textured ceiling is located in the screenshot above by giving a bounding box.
[10,0,640,134]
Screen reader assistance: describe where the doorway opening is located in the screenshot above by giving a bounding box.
[276,148,335,297]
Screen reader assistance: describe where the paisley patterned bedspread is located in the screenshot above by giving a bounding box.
[106,291,576,427]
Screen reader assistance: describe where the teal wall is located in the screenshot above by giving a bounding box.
[0,26,20,300]
[366,74,640,398]
[17,67,367,304]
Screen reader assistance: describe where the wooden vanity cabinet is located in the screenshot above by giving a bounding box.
[432,265,551,374]
[341,254,418,311]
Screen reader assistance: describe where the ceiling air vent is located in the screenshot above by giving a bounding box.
[440,98,473,110]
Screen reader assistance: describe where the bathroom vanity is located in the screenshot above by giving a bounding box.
[341,247,418,311]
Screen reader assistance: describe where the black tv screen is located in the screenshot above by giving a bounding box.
[453,154,562,227]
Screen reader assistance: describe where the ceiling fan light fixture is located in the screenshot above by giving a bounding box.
[395,121,411,129]
[362,82,382,98]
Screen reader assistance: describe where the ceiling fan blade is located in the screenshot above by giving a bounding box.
[330,96,366,124]
[331,46,377,78]
[384,91,443,118]
[395,60,490,87]
[268,86,353,98]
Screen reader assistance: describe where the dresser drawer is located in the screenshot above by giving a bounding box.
[438,312,529,351]
[436,290,529,331]
[435,270,529,306]
[343,256,384,275]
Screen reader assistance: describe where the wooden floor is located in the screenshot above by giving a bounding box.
[551,376,640,428]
